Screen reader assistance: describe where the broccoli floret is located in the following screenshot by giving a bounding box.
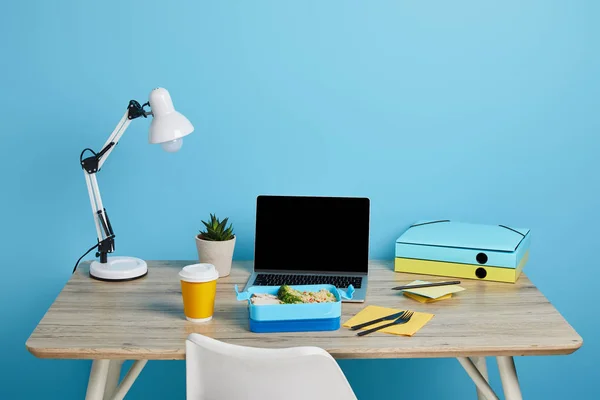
[277,285,304,304]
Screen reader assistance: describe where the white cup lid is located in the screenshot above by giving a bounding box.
[179,263,219,283]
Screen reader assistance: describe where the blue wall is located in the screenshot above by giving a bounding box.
[1,1,598,398]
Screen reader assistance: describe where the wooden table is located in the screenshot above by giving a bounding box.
[26,260,582,400]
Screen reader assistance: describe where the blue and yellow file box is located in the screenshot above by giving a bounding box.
[235,284,354,333]
[395,220,531,283]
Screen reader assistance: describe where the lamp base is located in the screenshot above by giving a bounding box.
[90,256,148,281]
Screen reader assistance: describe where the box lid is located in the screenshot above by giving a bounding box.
[396,220,529,253]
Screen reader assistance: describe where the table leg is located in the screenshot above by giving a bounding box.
[471,357,489,400]
[103,360,123,400]
[85,360,111,400]
[497,356,523,400]
[456,357,499,400]
[111,360,148,400]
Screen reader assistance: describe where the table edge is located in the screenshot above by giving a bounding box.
[26,338,583,361]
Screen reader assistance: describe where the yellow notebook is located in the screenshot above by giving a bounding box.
[403,292,452,303]
[343,305,434,336]
[402,280,465,299]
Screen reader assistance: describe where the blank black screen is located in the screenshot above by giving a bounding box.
[254,195,370,273]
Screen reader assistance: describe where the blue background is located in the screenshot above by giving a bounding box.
[1,1,598,398]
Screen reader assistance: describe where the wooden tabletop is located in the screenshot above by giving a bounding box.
[26,260,582,360]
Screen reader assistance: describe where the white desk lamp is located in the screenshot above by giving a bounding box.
[77,87,193,281]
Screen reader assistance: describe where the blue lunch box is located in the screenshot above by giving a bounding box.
[234,284,355,333]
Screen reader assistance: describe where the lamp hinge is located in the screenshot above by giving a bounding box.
[128,100,151,120]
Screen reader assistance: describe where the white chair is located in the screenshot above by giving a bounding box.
[185,333,357,400]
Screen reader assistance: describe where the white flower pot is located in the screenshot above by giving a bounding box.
[195,235,236,278]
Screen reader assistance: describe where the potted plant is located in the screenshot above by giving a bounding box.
[195,213,236,278]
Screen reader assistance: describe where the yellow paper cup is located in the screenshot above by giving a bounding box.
[179,263,219,323]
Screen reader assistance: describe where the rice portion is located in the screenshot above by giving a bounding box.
[298,288,336,303]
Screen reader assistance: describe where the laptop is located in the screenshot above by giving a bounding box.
[244,195,370,302]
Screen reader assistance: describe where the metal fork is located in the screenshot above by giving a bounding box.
[356,311,415,336]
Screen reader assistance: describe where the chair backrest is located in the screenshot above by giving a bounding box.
[186,333,357,400]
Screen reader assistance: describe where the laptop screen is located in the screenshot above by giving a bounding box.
[254,195,370,273]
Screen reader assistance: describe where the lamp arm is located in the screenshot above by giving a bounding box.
[79,100,150,263]
[82,170,114,263]
[98,98,151,169]
[97,110,131,169]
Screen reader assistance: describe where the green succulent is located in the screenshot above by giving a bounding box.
[198,213,235,241]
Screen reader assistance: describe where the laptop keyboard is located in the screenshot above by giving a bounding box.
[252,274,362,289]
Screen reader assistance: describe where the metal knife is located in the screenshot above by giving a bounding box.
[348,311,406,331]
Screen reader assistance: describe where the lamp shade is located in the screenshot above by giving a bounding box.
[148,88,194,145]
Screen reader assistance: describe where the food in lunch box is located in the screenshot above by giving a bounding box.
[277,285,336,304]
[249,285,337,305]
[249,293,282,305]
